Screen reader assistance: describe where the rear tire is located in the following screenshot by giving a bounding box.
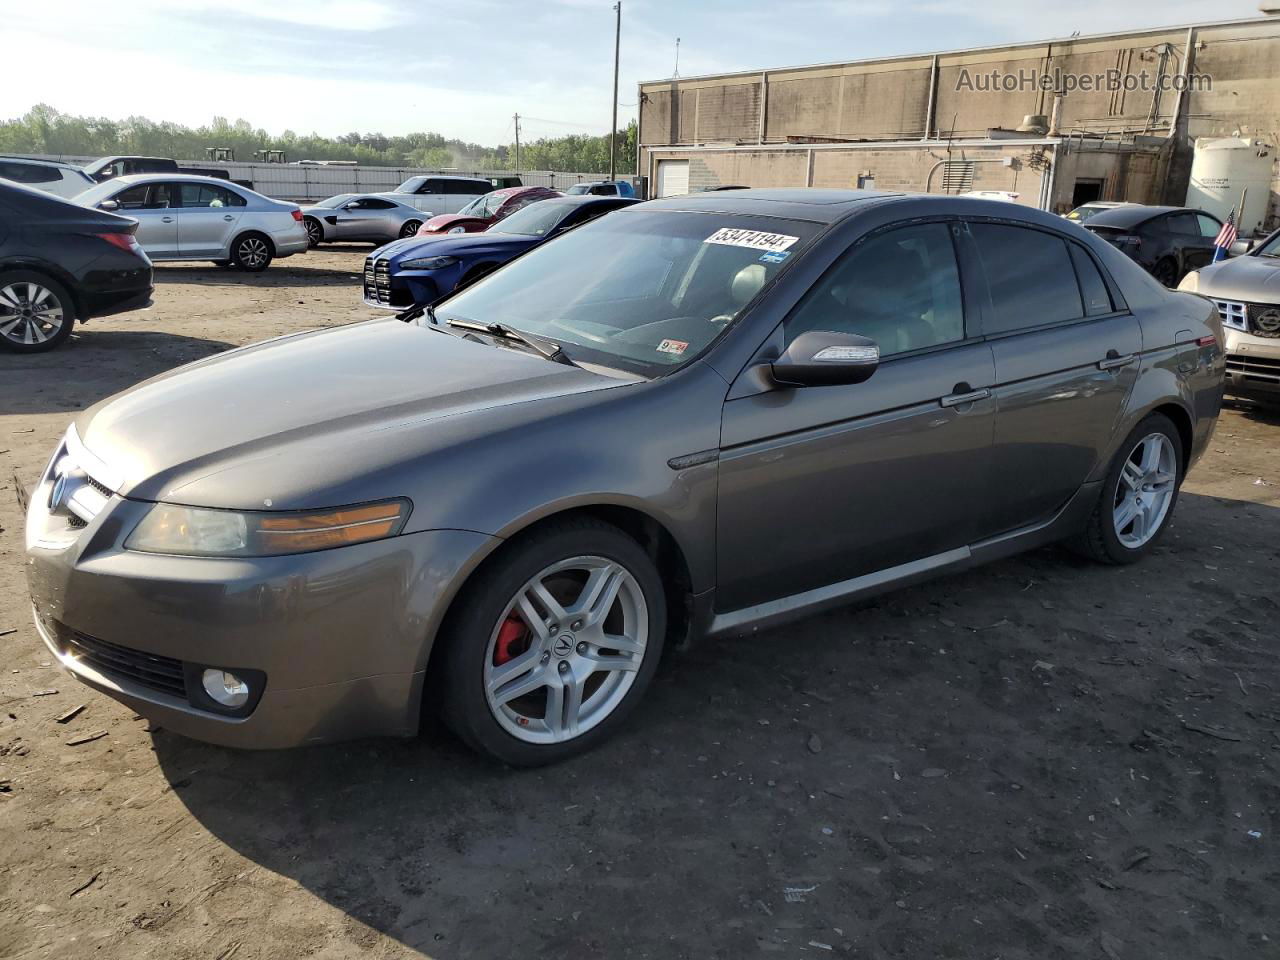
[230,232,273,272]
[1072,413,1183,564]
[437,518,666,766]
[400,220,422,238]
[0,271,76,353]
[303,217,324,248]
[1152,258,1180,288]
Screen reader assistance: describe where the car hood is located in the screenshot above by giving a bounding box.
[423,213,488,231]
[1193,255,1280,302]
[384,231,536,265]
[76,319,626,509]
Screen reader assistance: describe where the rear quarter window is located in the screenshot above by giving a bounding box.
[970,223,1083,333]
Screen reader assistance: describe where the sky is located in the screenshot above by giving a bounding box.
[1,0,1270,146]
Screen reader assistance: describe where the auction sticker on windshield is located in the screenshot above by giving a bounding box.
[704,228,799,253]
[657,338,689,355]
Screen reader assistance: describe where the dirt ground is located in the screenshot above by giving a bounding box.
[1,248,1278,960]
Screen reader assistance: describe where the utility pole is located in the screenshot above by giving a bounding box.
[609,2,621,182]
[513,113,521,174]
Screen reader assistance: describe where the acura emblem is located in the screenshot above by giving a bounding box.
[553,635,575,657]
[1256,309,1280,334]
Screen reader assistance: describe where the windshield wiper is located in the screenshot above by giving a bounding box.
[445,317,578,367]
[395,301,437,325]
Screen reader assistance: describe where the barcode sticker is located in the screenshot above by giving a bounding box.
[704,228,799,253]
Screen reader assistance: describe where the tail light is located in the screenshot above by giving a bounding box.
[94,232,142,254]
[290,209,303,222]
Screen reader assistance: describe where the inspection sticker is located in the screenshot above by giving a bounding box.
[657,338,689,355]
[759,250,791,264]
[704,228,799,253]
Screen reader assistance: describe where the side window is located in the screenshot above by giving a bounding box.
[1165,213,1201,237]
[0,163,59,184]
[1068,244,1113,316]
[1196,214,1222,239]
[113,185,152,209]
[970,224,1083,333]
[785,222,965,357]
[180,184,238,208]
[361,198,396,210]
[422,179,446,195]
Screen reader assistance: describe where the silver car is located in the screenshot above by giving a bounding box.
[299,194,427,247]
[0,156,96,199]
[75,175,308,272]
[1180,229,1280,405]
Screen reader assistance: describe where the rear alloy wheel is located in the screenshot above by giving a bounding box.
[1074,413,1183,564]
[231,233,273,272]
[400,220,422,238]
[304,217,324,247]
[439,519,666,766]
[0,273,74,353]
[1152,258,1179,288]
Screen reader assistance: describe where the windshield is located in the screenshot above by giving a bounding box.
[458,193,492,216]
[1254,233,1280,258]
[494,201,575,237]
[394,177,424,194]
[1066,204,1119,223]
[314,193,357,208]
[434,211,821,377]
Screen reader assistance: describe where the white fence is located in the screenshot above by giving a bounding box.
[18,154,633,202]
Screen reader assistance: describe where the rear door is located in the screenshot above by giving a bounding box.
[111,182,178,258]
[716,220,997,612]
[1166,212,1219,274]
[967,221,1141,535]
[176,184,245,257]
[442,178,492,213]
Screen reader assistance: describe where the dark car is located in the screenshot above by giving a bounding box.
[364,195,639,308]
[1081,205,1223,287]
[83,156,235,185]
[418,186,562,235]
[24,190,1222,765]
[0,179,152,352]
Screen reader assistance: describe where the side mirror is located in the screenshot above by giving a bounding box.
[99,200,119,211]
[769,331,879,387]
[1229,238,1254,257]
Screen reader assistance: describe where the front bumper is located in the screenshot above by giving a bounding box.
[24,432,497,749]
[1223,328,1280,401]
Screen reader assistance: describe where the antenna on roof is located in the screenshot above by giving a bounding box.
[673,37,681,78]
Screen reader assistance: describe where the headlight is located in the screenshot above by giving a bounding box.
[125,499,410,557]
[400,255,458,270]
[1177,270,1199,293]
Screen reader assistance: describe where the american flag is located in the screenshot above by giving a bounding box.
[1212,208,1238,263]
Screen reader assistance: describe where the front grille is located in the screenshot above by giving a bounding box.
[1212,298,1248,332]
[61,626,187,699]
[1245,302,1280,339]
[363,255,392,306]
[1226,353,1280,384]
[85,475,114,498]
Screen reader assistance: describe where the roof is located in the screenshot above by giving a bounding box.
[91,172,249,187]
[633,188,901,223]
[0,155,83,170]
[1081,205,1201,228]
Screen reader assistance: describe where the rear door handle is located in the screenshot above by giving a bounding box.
[940,387,991,408]
[1097,351,1136,371]
[161,216,174,223]
[223,214,234,221]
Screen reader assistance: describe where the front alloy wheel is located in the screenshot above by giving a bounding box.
[484,557,648,744]
[438,518,666,766]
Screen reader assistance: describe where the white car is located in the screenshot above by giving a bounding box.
[961,190,1021,203]
[0,157,96,199]
[76,174,308,271]
[378,174,493,215]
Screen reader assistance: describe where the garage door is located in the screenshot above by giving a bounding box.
[656,160,690,198]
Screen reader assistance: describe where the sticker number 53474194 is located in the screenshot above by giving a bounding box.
[704,228,799,253]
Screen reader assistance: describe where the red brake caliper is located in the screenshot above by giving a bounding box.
[493,616,529,665]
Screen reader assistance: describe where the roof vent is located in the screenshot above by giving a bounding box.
[1016,114,1049,135]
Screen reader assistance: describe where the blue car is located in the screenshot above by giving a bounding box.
[363,195,639,308]
[565,180,636,198]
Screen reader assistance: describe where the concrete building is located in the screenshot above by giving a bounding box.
[636,15,1280,229]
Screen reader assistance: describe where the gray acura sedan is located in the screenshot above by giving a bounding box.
[24,190,1224,765]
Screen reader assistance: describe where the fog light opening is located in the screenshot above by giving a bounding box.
[201,669,250,708]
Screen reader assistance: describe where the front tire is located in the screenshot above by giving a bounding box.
[1074,413,1183,564]
[0,271,75,353]
[438,518,667,766]
[231,232,273,272]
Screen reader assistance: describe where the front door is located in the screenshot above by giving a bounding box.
[966,222,1142,534]
[176,183,245,257]
[328,197,395,240]
[716,221,997,613]
[110,182,178,258]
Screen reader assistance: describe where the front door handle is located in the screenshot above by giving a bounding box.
[1097,350,1137,371]
[161,216,174,223]
[940,386,991,408]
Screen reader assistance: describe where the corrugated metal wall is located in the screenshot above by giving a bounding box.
[18,155,627,201]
